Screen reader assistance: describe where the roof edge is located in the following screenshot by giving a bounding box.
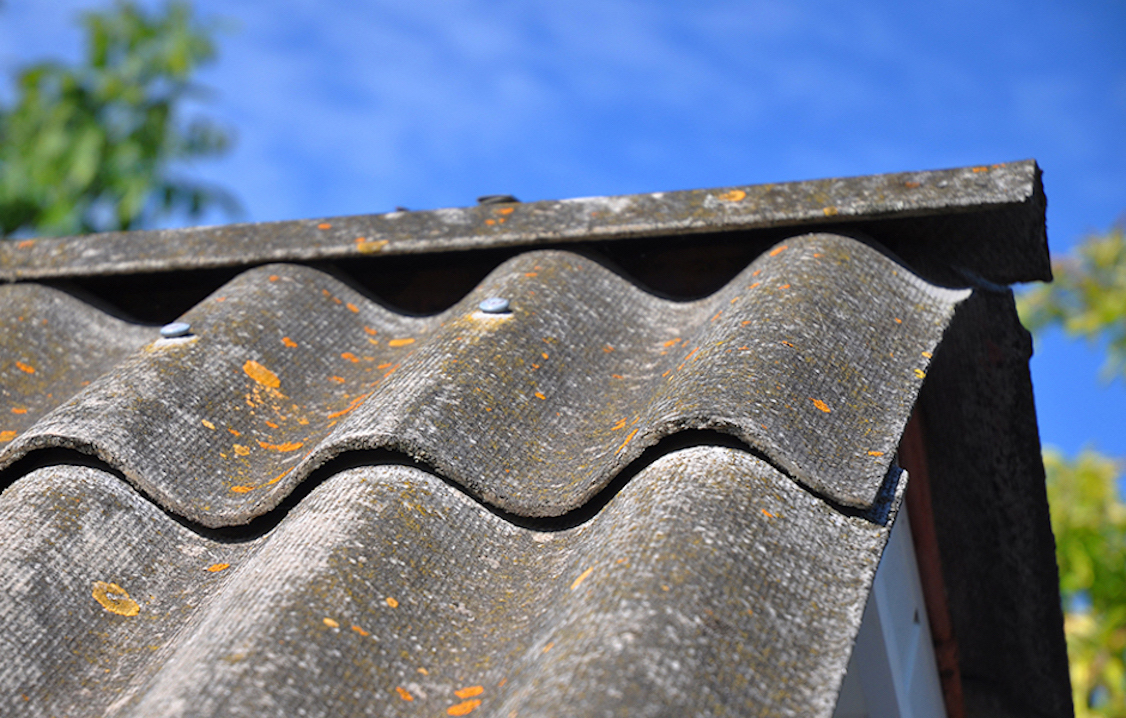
[0,160,1047,283]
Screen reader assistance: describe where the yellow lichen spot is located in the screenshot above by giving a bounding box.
[385,597,399,608]
[455,686,484,699]
[282,337,298,348]
[346,302,359,313]
[230,485,254,493]
[389,338,415,348]
[542,642,554,653]
[769,244,788,257]
[91,581,139,616]
[717,189,746,202]
[355,238,391,256]
[201,419,216,430]
[243,360,280,389]
[448,699,482,716]
[570,566,594,591]
[534,391,546,401]
[257,440,304,452]
[0,430,17,442]
[822,206,839,216]
[15,361,35,374]
[323,617,339,628]
[921,351,932,358]
[233,444,251,456]
[351,624,369,636]
[206,563,230,573]
[396,687,414,702]
[868,451,885,457]
[914,368,926,379]
[811,398,831,413]
[418,667,429,675]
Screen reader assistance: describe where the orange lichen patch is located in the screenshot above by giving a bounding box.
[329,376,346,383]
[761,509,775,519]
[258,440,303,452]
[811,398,832,413]
[201,419,216,430]
[395,687,414,702]
[206,563,230,573]
[534,391,546,400]
[484,219,496,226]
[340,302,358,314]
[769,245,788,257]
[710,310,723,322]
[10,407,27,414]
[15,361,35,374]
[914,368,926,379]
[822,206,839,216]
[894,317,902,324]
[611,418,628,431]
[230,485,254,494]
[542,642,554,653]
[341,352,360,363]
[418,667,430,675]
[570,566,595,591]
[455,686,485,699]
[0,431,18,442]
[264,467,295,487]
[91,581,140,616]
[317,223,333,230]
[233,444,251,457]
[541,352,549,360]
[904,181,921,188]
[972,166,989,173]
[281,336,298,348]
[524,272,538,278]
[663,338,681,348]
[385,597,399,608]
[228,427,241,436]
[748,282,760,290]
[17,239,35,249]
[264,420,279,429]
[356,238,390,254]
[610,373,625,379]
[682,347,699,362]
[243,360,280,389]
[779,284,791,290]
[327,393,370,419]
[921,351,932,358]
[780,341,795,348]
[868,451,885,457]
[495,206,515,215]
[351,625,369,636]
[717,189,746,202]
[603,345,614,353]
[389,338,415,347]
[730,296,740,304]
[363,326,378,336]
[618,428,639,453]
[447,700,482,716]
[323,617,339,628]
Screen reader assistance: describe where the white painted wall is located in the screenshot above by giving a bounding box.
[833,507,946,718]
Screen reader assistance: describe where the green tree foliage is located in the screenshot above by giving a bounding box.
[1018,226,1126,716]
[0,1,237,237]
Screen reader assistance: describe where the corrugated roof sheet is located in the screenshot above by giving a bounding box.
[0,161,1070,717]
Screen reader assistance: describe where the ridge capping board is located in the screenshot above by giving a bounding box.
[0,160,1046,284]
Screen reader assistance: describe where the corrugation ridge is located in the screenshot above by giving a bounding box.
[0,235,967,526]
[0,283,153,444]
[0,448,896,717]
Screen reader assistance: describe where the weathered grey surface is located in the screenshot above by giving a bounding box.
[0,160,1047,285]
[0,447,900,718]
[0,283,153,443]
[919,288,1072,717]
[0,234,966,526]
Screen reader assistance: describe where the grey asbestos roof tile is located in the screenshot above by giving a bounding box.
[1,447,899,718]
[0,234,966,527]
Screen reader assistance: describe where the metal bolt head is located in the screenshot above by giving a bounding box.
[479,297,510,314]
[160,322,192,338]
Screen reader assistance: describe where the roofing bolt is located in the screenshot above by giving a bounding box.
[477,195,519,205]
[479,297,510,314]
[160,322,192,338]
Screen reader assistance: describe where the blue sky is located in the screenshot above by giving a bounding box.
[2,0,1124,457]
